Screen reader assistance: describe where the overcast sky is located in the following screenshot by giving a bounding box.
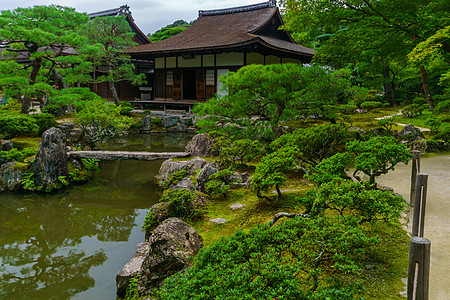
[1,0,266,35]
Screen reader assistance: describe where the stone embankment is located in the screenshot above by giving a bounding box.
[116,133,251,297]
[68,150,190,161]
[116,218,203,298]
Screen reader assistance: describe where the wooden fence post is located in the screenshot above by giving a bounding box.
[412,173,428,237]
[407,236,431,300]
[410,150,421,207]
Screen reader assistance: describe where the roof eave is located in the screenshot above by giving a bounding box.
[128,37,313,61]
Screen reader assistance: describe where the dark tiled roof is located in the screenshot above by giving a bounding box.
[127,1,313,59]
[88,5,133,20]
[257,35,315,55]
[199,0,276,17]
[87,5,151,45]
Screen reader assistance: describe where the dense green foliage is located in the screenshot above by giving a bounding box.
[347,137,412,184]
[75,99,133,148]
[271,124,348,169]
[280,0,449,110]
[0,113,39,138]
[194,64,358,138]
[252,146,300,200]
[304,177,404,222]
[148,20,192,42]
[81,16,146,105]
[0,148,36,163]
[156,178,406,299]
[159,188,200,218]
[161,169,187,190]
[0,5,91,113]
[204,169,236,198]
[143,189,203,232]
[30,113,58,135]
[46,87,102,109]
[220,138,262,167]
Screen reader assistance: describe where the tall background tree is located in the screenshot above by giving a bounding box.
[148,20,192,42]
[81,15,146,106]
[280,0,450,110]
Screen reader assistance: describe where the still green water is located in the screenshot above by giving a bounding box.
[0,133,191,300]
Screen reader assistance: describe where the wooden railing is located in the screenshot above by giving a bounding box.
[408,150,431,300]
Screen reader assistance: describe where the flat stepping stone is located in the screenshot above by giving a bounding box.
[209,218,227,224]
[229,203,243,210]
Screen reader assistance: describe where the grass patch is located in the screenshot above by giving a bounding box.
[10,136,41,151]
[363,222,409,299]
[392,109,434,128]
[192,178,312,247]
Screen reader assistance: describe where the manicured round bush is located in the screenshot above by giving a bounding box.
[31,113,58,135]
[0,114,39,138]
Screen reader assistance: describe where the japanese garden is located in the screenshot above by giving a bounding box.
[0,1,449,299]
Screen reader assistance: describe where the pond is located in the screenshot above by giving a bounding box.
[0,133,192,300]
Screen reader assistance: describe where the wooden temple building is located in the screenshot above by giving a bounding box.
[126,0,314,108]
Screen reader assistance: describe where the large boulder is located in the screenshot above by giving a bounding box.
[116,242,150,298]
[0,163,23,191]
[195,162,219,193]
[142,115,152,132]
[171,177,194,191]
[399,124,425,140]
[162,115,182,129]
[185,133,218,157]
[137,218,203,296]
[0,140,13,166]
[230,172,252,189]
[411,140,428,153]
[157,157,207,183]
[0,140,13,151]
[144,202,172,238]
[31,128,69,190]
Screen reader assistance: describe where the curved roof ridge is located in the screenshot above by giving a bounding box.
[199,0,276,17]
[88,5,133,20]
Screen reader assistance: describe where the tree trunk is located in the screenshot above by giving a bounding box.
[419,65,434,113]
[109,79,120,106]
[53,69,68,89]
[29,57,42,84]
[275,184,282,200]
[21,57,43,114]
[21,97,31,114]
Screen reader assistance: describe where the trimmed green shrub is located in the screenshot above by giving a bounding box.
[162,169,187,189]
[360,101,382,110]
[0,114,39,138]
[160,188,200,218]
[31,113,58,135]
[205,179,230,198]
[220,138,262,167]
[0,148,36,162]
[376,118,397,132]
[402,104,425,117]
[120,101,133,116]
[42,104,63,116]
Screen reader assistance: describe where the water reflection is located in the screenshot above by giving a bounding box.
[0,133,191,299]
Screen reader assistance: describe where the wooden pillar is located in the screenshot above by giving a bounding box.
[410,150,421,206]
[412,173,428,237]
[407,236,431,300]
